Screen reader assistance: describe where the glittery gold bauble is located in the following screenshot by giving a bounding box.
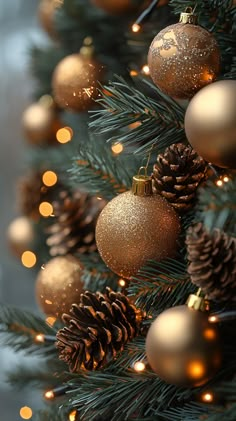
[91,0,137,14]
[148,20,220,99]
[146,305,222,387]
[22,101,61,146]
[7,216,34,258]
[185,80,236,168]
[52,53,102,112]
[35,255,84,319]
[96,190,180,279]
[38,0,62,39]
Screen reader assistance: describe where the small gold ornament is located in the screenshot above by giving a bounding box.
[38,0,62,39]
[90,0,137,14]
[22,98,61,146]
[7,216,34,258]
[148,8,220,99]
[185,80,236,168]
[35,255,84,319]
[146,292,222,387]
[52,38,103,112]
[96,170,180,279]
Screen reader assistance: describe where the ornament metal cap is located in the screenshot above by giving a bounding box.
[132,167,153,196]
[186,288,210,312]
[179,7,198,25]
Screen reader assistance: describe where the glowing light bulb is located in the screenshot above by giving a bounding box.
[208,315,218,323]
[223,176,229,182]
[69,410,77,421]
[132,23,140,33]
[44,390,54,400]
[20,407,33,419]
[56,127,73,143]
[42,171,57,187]
[118,279,126,287]
[39,202,53,217]
[21,251,37,268]
[142,65,150,75]
[216,179,223,187]
[201,392,214,402]
[111,143,124,154]
[130,70,138,77]
[134,361,146,372]
[35,334,45,343]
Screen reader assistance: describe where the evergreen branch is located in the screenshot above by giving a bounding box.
[90,76,185,155]
[0,305,57,356]
[32,408,67,421]
[7,365,61,390]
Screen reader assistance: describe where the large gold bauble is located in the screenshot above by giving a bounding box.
[22,101,61,146]
[52,53,102,112]
[146,305,222,387]
[38,0,62,39]
[185,80,236,168]
[35,255,84,319]
[7,216,34,258]
[148,22,220,99]
[91,0,136,14]
[96,191,180,279]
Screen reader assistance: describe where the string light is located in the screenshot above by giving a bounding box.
[111,142,124,154]
[44,390,54,400]
[42,171,58,187]
[201,392,214,403]
[132,23,141,33]
[129,70,138,77]
[44,385,70,400]
[208,315,218,323]
[223,176,229,182]
[133,361,146,372]
[21,251,37,268]
[142,65,150,75]
[56,127,73,143]
[118,279,126,288]
[39,202,54,217]
[69,410,77,421]
[35,334,45,343]
[216,179,223,187]
[20,406,33,419]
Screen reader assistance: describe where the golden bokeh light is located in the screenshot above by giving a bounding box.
[132,23,141,33]
[130,69,138,77]
[204,328,216,340]
[208,315,218,323]
[46,316,57,326]
[69,410,77,421]
[223,176,229,182]
[134,361,146,372]
[20,406,33,420]
[44,390,54,400]
[56,127,73,143]
[142,65,150,75]
[216,179,223,187]
[111,142,124,154]
[118,279,126,287]
[187,361,205,379]
[21,251,37,268]
[35,334,45,343]
[39,202,54,217]
[42,170,58,187]
[201,392,214,403]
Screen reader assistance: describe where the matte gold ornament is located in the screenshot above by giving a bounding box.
[148,9,220,99]
[96,173,180,279]
[22,98,61,146]
[52,39,103,112]
[35,255,84,319]
[185,80,236,168]
[7,216,34,258]
[91,0,137,14]
[38,0,62,39]
[146,293,222,387]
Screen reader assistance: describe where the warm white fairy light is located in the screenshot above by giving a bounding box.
[20,406,33,419]
[201,392,214,403]
[132,23,141,33]
[134,361,146,372]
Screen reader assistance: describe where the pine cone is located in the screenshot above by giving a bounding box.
[46,190,105,256]
[186,222,236,302]
[18,171,56,220]
[56,287,140,371]
[152,143,207,212]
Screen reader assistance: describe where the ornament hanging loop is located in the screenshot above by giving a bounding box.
[179,7,198,25]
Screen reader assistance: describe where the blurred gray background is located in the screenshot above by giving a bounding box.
[0,1,48,419]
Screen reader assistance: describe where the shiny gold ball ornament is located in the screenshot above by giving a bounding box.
[146,293,222,387]
[148,8,220,99]
[22,97,61,146]
[91,0,137,14]
[7,216,34,258]
[38,0,62,39]
[35,255,84,319]
[52,39,103,112]
[96,172,180,279]
[185,80,236,168]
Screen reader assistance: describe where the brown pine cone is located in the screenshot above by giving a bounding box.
[46,190,105,256]
[186,222,236,302]
[56,287,140,371]
[18,171,57,221]
[152,143,207,212]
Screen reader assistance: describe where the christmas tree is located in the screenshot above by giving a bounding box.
[2,0,236,420]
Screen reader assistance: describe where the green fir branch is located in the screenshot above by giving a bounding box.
[7,365,60,390]
[90,76,185,155]
[0,305,57,356]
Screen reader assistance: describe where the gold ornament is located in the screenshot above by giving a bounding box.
[7,216,34,258]
[52,39,103,112]
[38,0,62,39]
[91,0,136,14]
[96,172,180,279]
[148,9,220,99]
[146,292,222,387]
[22,98,61,146]
[185,80,236,168]
[35,255,84,319]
